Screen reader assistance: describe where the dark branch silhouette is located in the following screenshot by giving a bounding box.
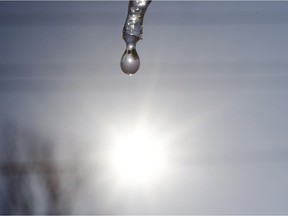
[0,122,82,214]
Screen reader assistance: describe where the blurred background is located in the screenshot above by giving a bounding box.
[0,1,288,214]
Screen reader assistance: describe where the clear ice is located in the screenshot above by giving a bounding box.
[120,0,152,76]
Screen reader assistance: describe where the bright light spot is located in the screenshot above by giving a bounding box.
[105,124,169,189]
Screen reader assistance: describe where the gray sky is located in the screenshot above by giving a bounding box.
[0,1,288,214]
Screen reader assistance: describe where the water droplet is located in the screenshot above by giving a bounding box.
[120,46,140,76]
[120,34,140,76]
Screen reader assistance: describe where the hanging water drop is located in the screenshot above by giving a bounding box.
[120,47,140,76]
[120,34,140,75]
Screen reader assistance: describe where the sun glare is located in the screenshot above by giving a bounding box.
[105,123,169,189]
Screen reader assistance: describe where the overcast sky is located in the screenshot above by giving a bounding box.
[0,1,288,214]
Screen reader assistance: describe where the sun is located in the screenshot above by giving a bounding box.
[104,121,169,189]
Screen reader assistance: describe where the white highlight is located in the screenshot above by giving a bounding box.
[105,123,168,189]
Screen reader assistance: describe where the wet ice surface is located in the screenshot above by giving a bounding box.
[121,0,151,75]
